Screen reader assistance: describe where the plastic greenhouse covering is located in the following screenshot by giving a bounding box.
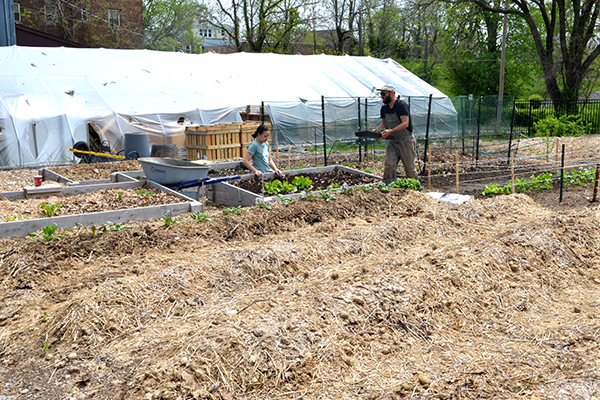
[0,46,457,168]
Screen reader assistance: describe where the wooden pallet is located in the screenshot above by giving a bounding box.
[186,125,241,148]
[185,122,271,160]
[187,145,242,161]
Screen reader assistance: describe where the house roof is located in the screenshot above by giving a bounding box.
[15,25,89,48]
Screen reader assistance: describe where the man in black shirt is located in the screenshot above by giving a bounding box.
[375,84,417,183]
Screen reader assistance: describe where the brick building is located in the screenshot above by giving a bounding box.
[14,0,143,48]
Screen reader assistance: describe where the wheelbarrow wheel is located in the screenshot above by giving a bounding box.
[73,141,93,164]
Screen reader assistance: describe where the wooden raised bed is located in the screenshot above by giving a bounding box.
[0,169,202,239]
[204,165,382,207]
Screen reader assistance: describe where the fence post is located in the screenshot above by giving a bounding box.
[357,97,361,133]
[507,97,516,165]
[261,101,265,124]
[364,98,368,157]
[421,94,433,175]
[461,97,466,153]
[592,163,600,202]
[357,97,362,164]
[322,96,327,166]
[559,144,565,203]
[527,100,533,136]
[476,97,482,168]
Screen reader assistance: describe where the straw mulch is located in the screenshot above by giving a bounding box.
[0,186,183,221]
[0,189,599,400]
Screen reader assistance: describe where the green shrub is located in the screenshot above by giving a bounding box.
[534,115,588,138]
[528,94,543,109]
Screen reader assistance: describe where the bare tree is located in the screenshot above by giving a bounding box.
[463,0,600,101]
[210,0,311,53]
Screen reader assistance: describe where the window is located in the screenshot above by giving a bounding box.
[14,3,21,23]
[108,9,120,26]
[81,9,89,21]
[221,29,225,37]
[207,29,212,38]
[44,5,57,23]
[200,29,213,38]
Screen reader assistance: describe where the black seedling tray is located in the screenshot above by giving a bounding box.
[355,131,382,139]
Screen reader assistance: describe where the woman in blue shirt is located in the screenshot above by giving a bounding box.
[243,124,284,177]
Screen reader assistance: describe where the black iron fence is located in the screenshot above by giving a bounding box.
[514,98,600,136]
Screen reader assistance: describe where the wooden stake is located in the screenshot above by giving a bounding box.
[276,141,279,167]
[428,146,432,190]
[555,139,559,163]
[511,152,515,194]
[288,144,291,170]
[455,150,459,194]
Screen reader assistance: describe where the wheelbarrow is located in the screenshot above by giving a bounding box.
[167,175,241,190]
[70,140,140,163]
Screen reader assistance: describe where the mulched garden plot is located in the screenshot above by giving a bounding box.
[232,170,381,194]
[0,185,184,221]
[51,160,143,181]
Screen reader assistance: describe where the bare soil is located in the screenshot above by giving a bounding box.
[0,140,599,400]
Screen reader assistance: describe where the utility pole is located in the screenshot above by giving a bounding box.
[497,0,509,130]
[1,0,17,46]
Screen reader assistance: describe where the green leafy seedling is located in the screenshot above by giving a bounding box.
[292,176,313,189]
[280,181,297,193]
[277,194,295,205]
[89,225,100,238]
[39,223,65,241]
[162,211,183,228]
[388,178,423,191]
[257,202,272,210]
[513,177,529,193]
[43,343,50,353]
[319,189,337,202]
[135,189,153,196]
[190,211,211,222]
[7,215,28,221]
[40,202,61,217]
[101,221,132,232]
[300,191,315,201]
[265,180,283,195]
[529,172,553,190]
[565,167,594,186]
[223,206,245,215]
[482,183,502,196]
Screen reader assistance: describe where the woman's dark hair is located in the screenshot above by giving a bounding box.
[252,124,270,139]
